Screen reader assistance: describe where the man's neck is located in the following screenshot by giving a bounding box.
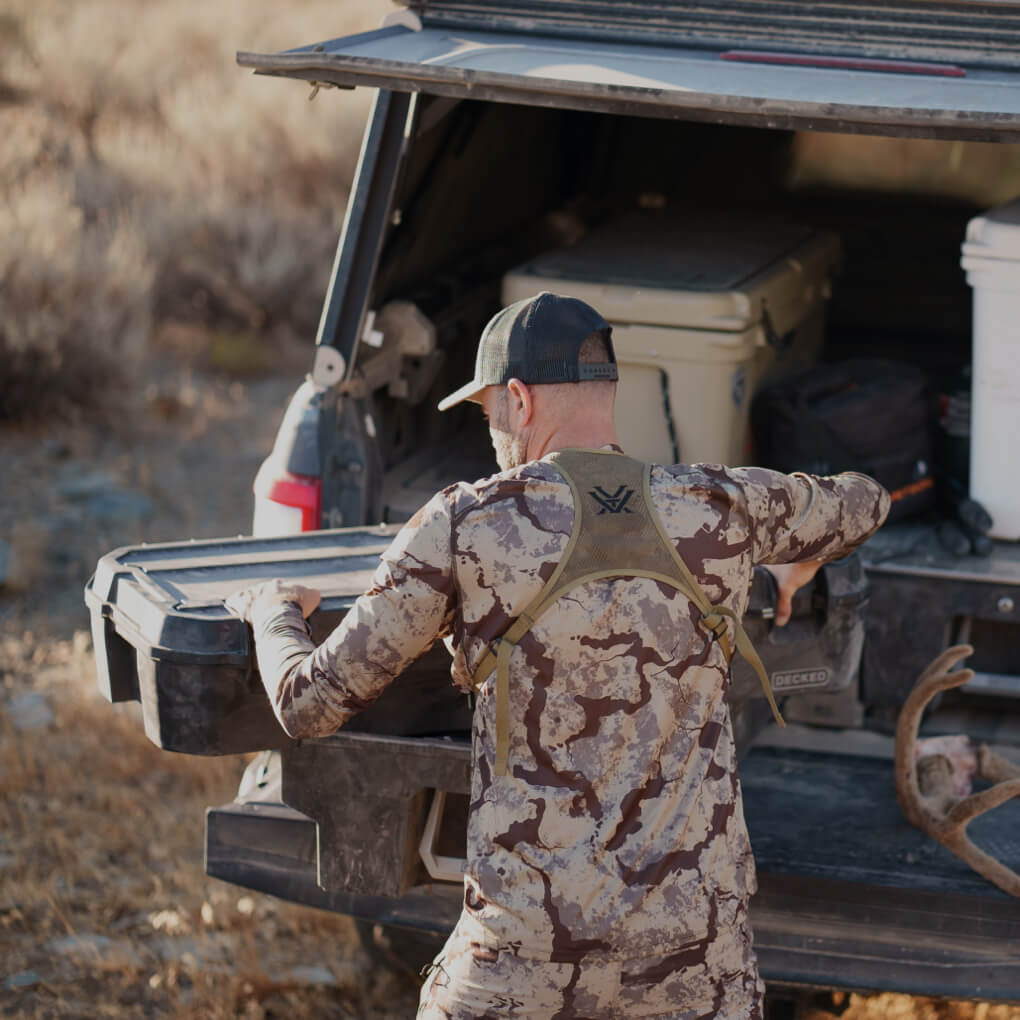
[528,423,620,461]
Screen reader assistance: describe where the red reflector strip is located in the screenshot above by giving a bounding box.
[720,50,966,78]
[265,473,322,531]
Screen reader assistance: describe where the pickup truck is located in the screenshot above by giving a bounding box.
[88,0,1020,1008]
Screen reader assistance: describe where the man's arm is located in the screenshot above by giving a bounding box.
[227,493,457,739]
[733,468,888,626]
[736,467,890,568]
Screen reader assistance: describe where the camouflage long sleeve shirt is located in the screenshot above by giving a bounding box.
[250,455,889,962]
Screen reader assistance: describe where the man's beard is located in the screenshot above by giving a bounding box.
[490,427,528,471]
[488,392,529,471]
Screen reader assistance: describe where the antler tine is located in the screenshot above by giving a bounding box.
[978,745,1020,783]
[942,779,1020,898]
[894,645,975,829]
[916,643,976,688]
[946,778,1020,828]
[943,830,1020,898]
[896,645,1020,899]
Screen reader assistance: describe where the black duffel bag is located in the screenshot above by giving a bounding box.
[751,359,935,523]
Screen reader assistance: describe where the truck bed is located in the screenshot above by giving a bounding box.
[206,734,1020,1001]
[742,740,1020,1001]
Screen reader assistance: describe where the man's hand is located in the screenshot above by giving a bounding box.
[225,580,321,623]
[761,560,824,626]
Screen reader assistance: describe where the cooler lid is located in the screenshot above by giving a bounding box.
[238,19,1020,141]
[519,212,814,290]
[504,211,831,331]
[963,199,1020,260]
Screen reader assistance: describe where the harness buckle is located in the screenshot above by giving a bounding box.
[701,610,728,643]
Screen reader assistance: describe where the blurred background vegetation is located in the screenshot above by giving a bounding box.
[0,0,391,422]
[5,0,1020,427]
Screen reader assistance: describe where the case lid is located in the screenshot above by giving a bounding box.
[85,526,478,756]
[504,211,839,333]
[86,527,400,666]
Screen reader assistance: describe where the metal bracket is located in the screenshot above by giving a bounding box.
[382,9,422,31]
[312,346,347,390]
[419,791,467,884]
[337,301,441,402]
[361,309,384,349]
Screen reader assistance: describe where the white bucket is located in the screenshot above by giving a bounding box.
[961,199,1020,540]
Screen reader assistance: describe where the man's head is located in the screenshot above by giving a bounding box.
[438,293,619,470]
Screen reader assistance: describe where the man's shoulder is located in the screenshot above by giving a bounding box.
[645,462,762,542]
[443,458,750,514]
[651,460,752,493]
[439,460,567,517]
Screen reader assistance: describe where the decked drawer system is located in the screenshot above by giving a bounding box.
[86,527,868,890]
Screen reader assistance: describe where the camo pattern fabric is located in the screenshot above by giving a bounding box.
[249,455,889,1018]
[417,905,762,1019]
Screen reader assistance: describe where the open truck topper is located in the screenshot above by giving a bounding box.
[238,1,1020,141]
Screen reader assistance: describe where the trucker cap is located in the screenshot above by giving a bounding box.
[437,292,618,411]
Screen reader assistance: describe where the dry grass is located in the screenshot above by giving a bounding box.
[0,5,418,1008]
[0,355,424,1016]
[0,0,391,421]
[0,629,421,1019]
[804,995,1019,1020]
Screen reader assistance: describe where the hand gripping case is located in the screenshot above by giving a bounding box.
[84,527,472,756]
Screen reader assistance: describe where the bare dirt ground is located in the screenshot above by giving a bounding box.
[0,357,425,1019]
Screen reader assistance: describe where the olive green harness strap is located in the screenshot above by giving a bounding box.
[474,449,784,776]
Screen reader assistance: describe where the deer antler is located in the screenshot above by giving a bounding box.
[894,644,1020,898]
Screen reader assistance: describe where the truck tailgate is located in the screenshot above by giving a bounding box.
[207,740,1020,1000]
[744,745,1020,1001]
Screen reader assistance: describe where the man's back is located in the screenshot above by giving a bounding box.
[232,291,891,1018]
[424,453,886,962]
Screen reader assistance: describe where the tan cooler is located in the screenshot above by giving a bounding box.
[502,211,841,466]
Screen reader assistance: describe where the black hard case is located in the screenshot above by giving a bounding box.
[733,555,868,703]
[84,527,470,756]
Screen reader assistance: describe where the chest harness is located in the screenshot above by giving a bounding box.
[471,449,784,777]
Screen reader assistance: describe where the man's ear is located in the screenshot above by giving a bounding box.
[506,378,534,426]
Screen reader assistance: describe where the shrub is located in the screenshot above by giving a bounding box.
[0,0,390,421]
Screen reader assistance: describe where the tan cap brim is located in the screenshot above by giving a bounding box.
[437,378,486,412]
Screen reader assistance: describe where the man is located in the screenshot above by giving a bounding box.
[228,292,890,1019]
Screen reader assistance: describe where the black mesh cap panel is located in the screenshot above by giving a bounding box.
[477,292,616,386]
[437,292,617,410]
